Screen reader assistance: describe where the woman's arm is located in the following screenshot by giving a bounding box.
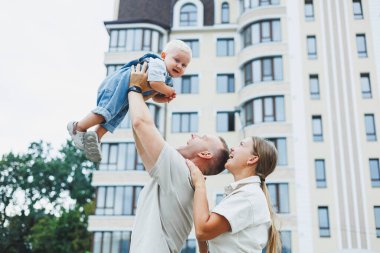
[186,160,231,241]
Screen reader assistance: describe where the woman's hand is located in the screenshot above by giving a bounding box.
[186,159,205,189]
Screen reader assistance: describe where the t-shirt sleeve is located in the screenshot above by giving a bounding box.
[212,192,254,234]
[149,142,193,193]
[147,58,167,83]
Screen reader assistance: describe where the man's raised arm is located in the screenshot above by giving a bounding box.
[128,63,165,172]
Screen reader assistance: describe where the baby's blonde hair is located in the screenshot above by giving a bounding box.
[163,40,192,58]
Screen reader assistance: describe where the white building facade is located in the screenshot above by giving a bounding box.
[88,0,380,252]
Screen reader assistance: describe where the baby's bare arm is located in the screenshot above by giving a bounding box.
[149,81,175,97]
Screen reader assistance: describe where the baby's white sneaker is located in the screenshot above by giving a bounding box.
[67,121,85,150]
[84,131,102,163]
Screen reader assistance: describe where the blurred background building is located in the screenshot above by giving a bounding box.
[87,0,380,252]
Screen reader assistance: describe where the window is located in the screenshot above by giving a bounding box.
[305,0,314,20]
[240,0,280,13]
[307,36,317,59]
[109,28,163,53]
[180,4,197,26]
[315,159,326,188]
[267,138,287,165]
[172,112,198,133]
[215,193,224,205]
[353,0,363,19]
[183,39,199,57]
[360,73,372,98]
[173,75,199,94]
[106,64,124,76]
[318,207,331,237]
[356,34,368,57]
[242,19,281,48]
[375,206,380,237]
[217,112,235,132]
[221,2,230,23]
[312,115,323,141]
[95,186,143,216]
[243,96,285,126]
[365,114,377,141]
[100,143,144,171]
[217,38,234,56]
[244,56,283,85]
[180,239,196,253]
[267,183,289,213]
[310,74,320,99]
[369,159,380,187]
[280,231,292,253]
[119,103,160,130]
[93,231,132,253]
[217,74,235,93]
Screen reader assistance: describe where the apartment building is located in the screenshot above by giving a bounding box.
[88,0,380,252]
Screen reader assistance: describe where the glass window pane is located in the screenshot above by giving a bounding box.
[356,35,367,56]
[274,57,283,80]
[93,232,102,253]
[228,40,234,56]
[252,23,260,44]
[111,232,121,253]
[264,97,274,122]
[310,75,320,98]
[261,21,270,42]
[102,232,111,253]
[263,58,273,81]
[217,75,228,93]
[151,31,159,53]
[267,184,278,212]
[143,29,151,51]
[275,96,285,121]
[126,144,135,170]
[110,30,118,50]
[279,184,289,213]
[106,187,114,210]
[245,102,253,125]
[190,113,198,132]
[126,29,134,51]
[272,20,281,41]
[281,231,292,253]
[121,231,131,252]
[114,186,124,215]
[217,113,228,132]
[375,207,380,233]
[365,115,375,135]
[118,30,126,49]
[277,138,287,165]
[134,29,143,51]
[253,60,261,82]
[172,114,180,133]
[96,187,106,209]
[217,40,227,56]
[124,187,133,215]
[181,114,190,132]
[192,76,199,93]
[253,99,262,123]
[100,144,109,170]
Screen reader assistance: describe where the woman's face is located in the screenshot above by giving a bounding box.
[225,137,255,171]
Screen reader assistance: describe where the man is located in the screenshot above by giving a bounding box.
[127,62,229,252]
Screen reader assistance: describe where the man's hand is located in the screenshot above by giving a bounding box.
[130,62,148,89]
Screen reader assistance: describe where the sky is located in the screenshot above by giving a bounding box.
[0,0,115,156]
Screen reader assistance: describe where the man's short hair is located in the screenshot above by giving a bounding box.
[206,137,229,175]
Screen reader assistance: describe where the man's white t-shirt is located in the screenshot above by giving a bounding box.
[130,143,194,253]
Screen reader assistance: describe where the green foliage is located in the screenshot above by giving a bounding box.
[0,140,96,253]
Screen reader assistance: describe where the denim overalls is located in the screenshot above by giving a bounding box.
[92,53,172,133]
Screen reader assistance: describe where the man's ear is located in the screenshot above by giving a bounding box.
[247,155,259,166]
[161,51,166,59]
[197,151,213,160]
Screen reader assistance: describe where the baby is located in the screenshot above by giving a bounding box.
[67,40,192,162]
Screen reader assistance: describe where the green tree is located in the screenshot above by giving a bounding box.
[0,140,95,253]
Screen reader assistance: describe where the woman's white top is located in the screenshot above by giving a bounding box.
[208,176,271,253]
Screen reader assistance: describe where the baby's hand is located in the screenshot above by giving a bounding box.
[153,91,176,103]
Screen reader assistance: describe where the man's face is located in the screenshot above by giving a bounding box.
[185,133,221,158]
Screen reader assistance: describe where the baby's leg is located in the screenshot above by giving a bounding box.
[77,113,105,132]
[95,125,108,142]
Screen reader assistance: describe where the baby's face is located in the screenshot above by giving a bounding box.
[163,49,191,78]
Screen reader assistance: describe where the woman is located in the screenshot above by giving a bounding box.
[186,136,281,253]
